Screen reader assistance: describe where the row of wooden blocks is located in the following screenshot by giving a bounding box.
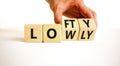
[24,19,96,42]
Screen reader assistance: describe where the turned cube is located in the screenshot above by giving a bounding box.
[78,19,96,40]
[62,18,79,40]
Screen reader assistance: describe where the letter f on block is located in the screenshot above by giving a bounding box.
[62,19,79,40]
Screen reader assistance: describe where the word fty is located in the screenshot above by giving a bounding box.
[24,19,96,43]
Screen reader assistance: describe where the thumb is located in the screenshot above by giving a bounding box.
[54,9,63,24]
[54,6,64,24]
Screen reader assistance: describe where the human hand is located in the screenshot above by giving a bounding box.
[46,0,97,25]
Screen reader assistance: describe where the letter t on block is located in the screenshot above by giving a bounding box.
[78,19,96,40]
[24,24,42,42]
[62,19,79,40]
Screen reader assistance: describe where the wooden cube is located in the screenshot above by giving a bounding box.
[24,24,42,42]
[43,24,61,43]
[62,18,79,40]
[78,19,96,40]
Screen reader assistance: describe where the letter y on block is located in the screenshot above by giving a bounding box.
[78,19,96,40]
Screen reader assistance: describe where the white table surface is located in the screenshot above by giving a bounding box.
[0,28,120,66]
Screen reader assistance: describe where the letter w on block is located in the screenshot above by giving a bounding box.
[62,19,79,40]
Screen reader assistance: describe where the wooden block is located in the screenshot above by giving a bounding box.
[78,19,96,40]
[62,18,79,40]
[43,24,61,43]
[24,24,42,42]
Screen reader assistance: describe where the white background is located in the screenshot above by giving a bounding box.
[0,0,120,66]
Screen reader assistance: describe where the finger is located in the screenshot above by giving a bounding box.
[79,3,93,18]
[54,5,63,24]
[91,9,97,26]
[86,8,97,26]
[63,5,84,18]
[92,11,97,26]
[63,10,83,18]
[54,3,71,24]
[46,0,50,3]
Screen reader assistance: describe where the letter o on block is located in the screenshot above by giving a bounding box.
[47,28,57,39]
[43,24,61,43]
